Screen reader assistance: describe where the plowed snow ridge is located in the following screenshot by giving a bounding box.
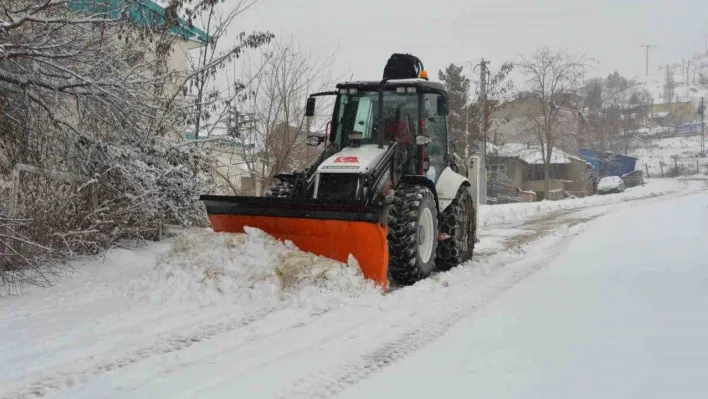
[121,226,382,307]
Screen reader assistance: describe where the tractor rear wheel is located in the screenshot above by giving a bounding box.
[436,185,475,271]
[387,184,438,285]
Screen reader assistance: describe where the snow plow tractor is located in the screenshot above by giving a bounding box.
[200,54,481,289]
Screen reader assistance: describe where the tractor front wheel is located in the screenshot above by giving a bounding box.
[387,184,438,285]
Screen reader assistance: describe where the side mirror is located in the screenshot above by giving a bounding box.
[437,95,449,116]
[305,97,316,117]
[306,135,322,146]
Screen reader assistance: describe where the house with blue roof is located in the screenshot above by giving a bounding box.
[69,0,210,82]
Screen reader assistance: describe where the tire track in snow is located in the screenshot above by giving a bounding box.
[2,308,279,399]
[278,223,585,399]
[279,185,708,398]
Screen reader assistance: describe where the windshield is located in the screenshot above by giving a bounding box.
[335,91,419,147]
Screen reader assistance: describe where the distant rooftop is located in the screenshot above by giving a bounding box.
[69,0,210,44]
[488,142,587,166]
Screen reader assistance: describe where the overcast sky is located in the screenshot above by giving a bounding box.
[223,0,706,85]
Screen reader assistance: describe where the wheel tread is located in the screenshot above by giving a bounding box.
[387,184,437,285]
[436,185,476,271]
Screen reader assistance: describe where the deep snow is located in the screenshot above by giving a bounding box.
[0,179,704,398]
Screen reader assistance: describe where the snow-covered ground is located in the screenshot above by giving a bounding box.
[629,135,708,177]
[0,179,705,399]
[340,184,708,399]
[480,178,680,227]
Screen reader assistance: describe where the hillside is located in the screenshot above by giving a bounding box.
[629,134,707,177]
[636,51,708,109]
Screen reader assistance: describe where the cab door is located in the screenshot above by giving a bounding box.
[422,92,449,183]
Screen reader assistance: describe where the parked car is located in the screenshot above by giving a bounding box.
[597,176,626,194]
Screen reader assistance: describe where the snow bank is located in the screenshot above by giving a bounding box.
[121,227,381,307]
[480,179,680,226]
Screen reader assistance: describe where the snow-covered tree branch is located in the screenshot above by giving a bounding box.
[0,0,270,292]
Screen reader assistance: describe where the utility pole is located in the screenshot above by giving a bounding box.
[640,44,656,76]
[475,58,490,205]
[700,97,705,158]
[479,59,489,164]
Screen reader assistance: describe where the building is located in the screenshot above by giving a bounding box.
[70,0,209,73]
[72,0,210,142]
[651,101,696,128]
[487,143,594,201]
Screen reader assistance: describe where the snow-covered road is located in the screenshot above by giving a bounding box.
[1,179,706,398]
[341,188,708,398]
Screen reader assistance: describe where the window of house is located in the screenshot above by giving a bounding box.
[490,164,506,175]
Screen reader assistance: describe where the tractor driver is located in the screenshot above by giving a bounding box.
[384,103,413,147]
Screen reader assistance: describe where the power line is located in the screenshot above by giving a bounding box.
[640,44,656,76]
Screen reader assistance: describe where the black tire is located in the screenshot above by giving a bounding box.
[436,185,476,271]
[387,184,438,285]
[263,181,292,198]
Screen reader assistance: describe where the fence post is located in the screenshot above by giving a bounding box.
[645,163,650,178]
[659,161,665,178]
[697,160,700,175]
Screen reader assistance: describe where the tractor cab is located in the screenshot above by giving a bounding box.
[307,79,450,181]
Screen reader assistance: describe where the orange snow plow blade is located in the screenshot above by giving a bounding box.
[200,195,390,289]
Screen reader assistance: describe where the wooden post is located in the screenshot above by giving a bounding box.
[660,161,665,178]
[674,158,679,177]
[698,160,700,175]
[645,162,650,178]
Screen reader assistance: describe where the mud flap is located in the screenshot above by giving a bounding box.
[201,196,390,289]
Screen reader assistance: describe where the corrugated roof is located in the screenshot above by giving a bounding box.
[69,0,210,44]
[487,143,586,165]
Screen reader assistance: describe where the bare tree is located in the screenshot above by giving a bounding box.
[237,42,337,190]
[177,1,273,139]
[439,62,514,158]
[602,72,653,154]
[663,64,676,115]
[517,47,590,198]
[475,62,514,147]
